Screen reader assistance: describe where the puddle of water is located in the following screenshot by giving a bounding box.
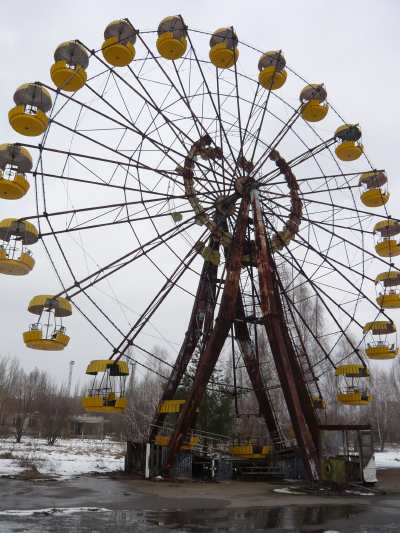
[0,504,365,532]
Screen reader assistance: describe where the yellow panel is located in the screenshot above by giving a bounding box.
[301,101,329,122]
[361,188,389,207]
[335,364,369,377]
[157,32,187,60]
[158,399,186,413]
[82,396,127,413]
[9,105,48,136]
[363,320,396,334]
[0,252,34,275]
[50,61,87,92]
[335,141,363,162]
[229,445,253,456]
[154,435,170,446]
[23,329,70,351]
[337,392,371,406]
[154,434,198,448]
[28,295,72,316]
[375,239,400,258]
[85,359,129,376]
[0,174,30,200]
[377,293,400,309]
[102,37,135,67]
[366,345,397,360]
[209,43,238,69]
[258,66,287,90]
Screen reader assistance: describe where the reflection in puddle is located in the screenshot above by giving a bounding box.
[0,504,363,532]
[133,505,361,530]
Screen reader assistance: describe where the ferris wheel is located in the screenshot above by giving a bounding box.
[1,16,399,480]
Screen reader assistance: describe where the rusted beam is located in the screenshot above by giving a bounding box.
[164,196,250,472]
[234,295,285,448]
[251,189,320,481]
[149,237,219,441]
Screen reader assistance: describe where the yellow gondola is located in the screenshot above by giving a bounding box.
[375,272,400,309]
[8,83,52,136]
[209,27,239,69]
[82,359,129,413]
[334,124,363,161]
[0,218,38,275]
[156,16,187,60]
[0,144,32,200]
[359,171,389,208]
[300,84,328,122]
[23,295,72,350]
[102,19,137,67]
[258,51,287,90]
[335,364,371,406]
[374,219,400,257]
[50,41,89,92]
[364,321,398,360]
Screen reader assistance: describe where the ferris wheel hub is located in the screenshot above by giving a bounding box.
[234,175,254,197]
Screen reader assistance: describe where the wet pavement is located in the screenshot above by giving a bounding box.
[0,477,400,532]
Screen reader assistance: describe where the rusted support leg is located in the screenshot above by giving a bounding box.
[149,243,219,441]
[234,295,285,448]
[251,190,320,481]
[164,197,250,472]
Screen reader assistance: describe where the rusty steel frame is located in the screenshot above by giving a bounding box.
[234,294,285,449]
[149,234,219,441]
[251,189,319,480]
[164,196,250,471]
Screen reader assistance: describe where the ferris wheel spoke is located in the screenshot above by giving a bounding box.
[268,236,365,361]
[117,33,236,182]
[292,195,400,223]
[20,142,184,186]
[182,31,239,172]
[51,210,211,299]
[134,33,226,153]
[171,61,225,195]
[262,206,391,322]
[262,199,374,283]
[276,274,327,387]
[251,105,301,177]
[256,137,337,185]
[111,240,201,360]
[260,194,374,236]
[45,83,227,190]
[267,169,385,189]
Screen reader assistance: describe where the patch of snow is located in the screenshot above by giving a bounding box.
[0,437,125,479]
[0,507,111,516]
[375,448,400,469]
[0,459,24,477]
[344,490,374,496]
[273,487,306,495]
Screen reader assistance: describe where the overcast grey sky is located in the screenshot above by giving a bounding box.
[0,0,399,391]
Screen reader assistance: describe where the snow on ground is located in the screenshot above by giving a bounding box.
[375,447,400,469]
[0,437,125,479]
[0,507,111,516]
